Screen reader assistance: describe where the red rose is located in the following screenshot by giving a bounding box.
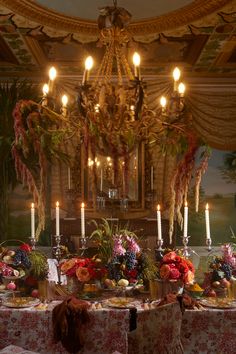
[162,252,177,263]
[20,243,32,252]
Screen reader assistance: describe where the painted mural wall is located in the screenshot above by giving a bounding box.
[176,149,236,247]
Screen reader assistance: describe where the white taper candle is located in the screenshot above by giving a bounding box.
[157,204,162,241]
[55,201,60,236]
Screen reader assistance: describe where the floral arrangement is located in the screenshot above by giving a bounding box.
[158,251,195,285]
[60,257,107,283]
[89,219,157,285]
[201,244,236,297]
[0,243,49,285]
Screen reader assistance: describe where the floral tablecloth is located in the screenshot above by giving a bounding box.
[0,301,183,354]
[181,308,236,354]
[0,302,130,354]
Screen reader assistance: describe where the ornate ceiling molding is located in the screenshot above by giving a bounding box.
[0,0,233,36]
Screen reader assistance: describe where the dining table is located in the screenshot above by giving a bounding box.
[0,299,183,354]
[1,297,236,354]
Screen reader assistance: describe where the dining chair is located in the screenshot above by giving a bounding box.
[128,302,184,354]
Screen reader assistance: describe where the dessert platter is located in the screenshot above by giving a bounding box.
[103,297,138,309]
[1,296,41,308]
[200,297,236,309]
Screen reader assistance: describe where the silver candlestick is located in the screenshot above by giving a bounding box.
[182,235,191,258]
[77,237,88,256]
[53,234,62,284]
[206,237,212,252]
[155,239,164,261]
[29,236,36,250]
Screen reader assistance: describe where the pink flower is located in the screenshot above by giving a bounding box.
[169,267,181,280]
[126,236,140,254]
[113,236,126,256]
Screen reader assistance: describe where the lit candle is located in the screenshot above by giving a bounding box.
[61,94,68,117]
[100,168,103,192]
[48,66,57,92]
[173,67,181,91]
[183,201,188,238]
[151,166,154,190]
[81,202,85,239]
[133,52,141,79]
[68,167,71,190]
[31,203,35,239]
[205,203,211,240]
[82,56,93,85]
[55,201,60,236]
[157,204,162,241]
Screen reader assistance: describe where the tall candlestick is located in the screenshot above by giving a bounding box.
[56,201,60,236]
[100,168,103,192]
[183,201,188,237]
[156,204,162,241]
[205,203,211,240]
[151,166,154,190]
[31,203,35,238]
[81,202,85,239]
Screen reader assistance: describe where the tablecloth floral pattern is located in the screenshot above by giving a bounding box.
[181,308,236,354]
[0,302,130,354]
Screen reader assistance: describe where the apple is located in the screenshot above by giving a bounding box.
[31,289,39,298]
[207,289,216,297]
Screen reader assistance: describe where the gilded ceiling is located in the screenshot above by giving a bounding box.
[0,0,236,79]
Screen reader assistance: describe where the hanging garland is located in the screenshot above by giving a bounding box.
[12,99,69,241]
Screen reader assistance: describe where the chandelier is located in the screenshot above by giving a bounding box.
[12,0,187,241]
[41,1,186,195]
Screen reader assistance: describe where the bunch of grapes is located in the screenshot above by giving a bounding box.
[107,262,122,281]
[125,251,136,271]
[220,262,232,280]
[13,249,31,269]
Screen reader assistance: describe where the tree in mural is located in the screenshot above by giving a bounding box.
[220,151,236,184]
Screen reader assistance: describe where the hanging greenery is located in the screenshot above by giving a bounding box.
[12,100,69,241]
[0,81,38,240]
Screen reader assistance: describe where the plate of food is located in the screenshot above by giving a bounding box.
[104,297,137,309]
[200,297,236,309]
[2,296,41,308]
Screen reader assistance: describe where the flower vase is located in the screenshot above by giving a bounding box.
[149,279,183,299]
[66,276,83,294]
[38,280,48,301]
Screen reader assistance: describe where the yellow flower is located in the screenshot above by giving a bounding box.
[60,258,77,274]
[76,267,91,282]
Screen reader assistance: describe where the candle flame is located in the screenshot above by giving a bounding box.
[185,201,188,207]
[31,203,34,208]
[81,202,85,208]
[56,201,59,207]
[206,203,209,210]
[157,204,160,211]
